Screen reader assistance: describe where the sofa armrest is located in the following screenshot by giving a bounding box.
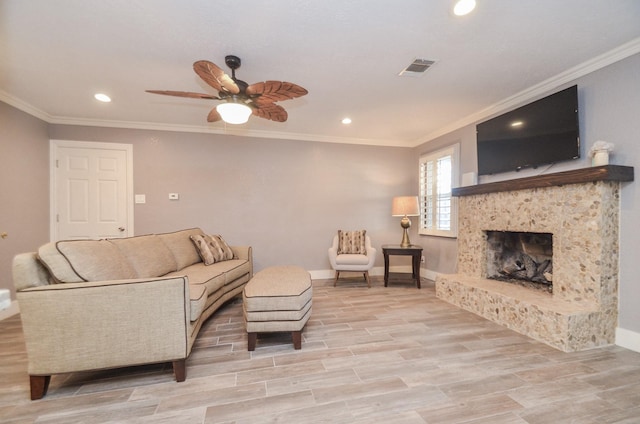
[17,276,191,376]
[231,245,251,261]
[231,246,253,277]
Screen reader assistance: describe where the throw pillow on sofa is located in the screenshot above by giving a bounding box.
[190,234,235,265]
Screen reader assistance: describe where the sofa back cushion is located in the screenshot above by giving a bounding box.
[158,228,204,270]
[109,234,177,278]
[55,240,138,282]
[37,242,84,283]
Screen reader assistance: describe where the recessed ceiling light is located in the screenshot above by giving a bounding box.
[341,117,352,125]
[453,0,476,16]
[510,121,523,127]
[94,93,111,102]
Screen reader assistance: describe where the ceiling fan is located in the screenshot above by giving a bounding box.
[147,55,308,124]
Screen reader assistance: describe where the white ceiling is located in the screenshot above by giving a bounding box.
[1,0,639,147]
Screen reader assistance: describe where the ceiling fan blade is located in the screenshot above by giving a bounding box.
[252,103,288,122]
[193,60,240,94]
[146,90,220,100]
[207,107,222,122]
[246,81,308,103]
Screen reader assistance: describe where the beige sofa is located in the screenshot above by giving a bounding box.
[12,228,252,400]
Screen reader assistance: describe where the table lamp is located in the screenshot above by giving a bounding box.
[392,196,420,247]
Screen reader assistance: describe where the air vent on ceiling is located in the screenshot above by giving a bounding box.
[398,58,436,77]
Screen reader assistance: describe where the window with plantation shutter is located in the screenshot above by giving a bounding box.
[419,144,459,238]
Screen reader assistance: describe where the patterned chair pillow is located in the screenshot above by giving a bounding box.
[337,230,367,255]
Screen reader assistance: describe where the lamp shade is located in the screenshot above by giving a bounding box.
[392,196,419,216]
[216,102,252,124]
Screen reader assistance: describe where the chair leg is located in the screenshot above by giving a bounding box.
[364,271,371,288]
[334,271,340,286]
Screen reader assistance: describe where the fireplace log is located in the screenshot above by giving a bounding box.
[523,254,537,279]
[536,259,550,275]
[499,252,552,285]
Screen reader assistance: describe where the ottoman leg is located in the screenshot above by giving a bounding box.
[248,332,257,351]
[292,330,302,349]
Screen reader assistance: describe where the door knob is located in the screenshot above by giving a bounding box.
[118,227,125,232]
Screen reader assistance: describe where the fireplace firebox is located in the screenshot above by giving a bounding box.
[485,231,553,293]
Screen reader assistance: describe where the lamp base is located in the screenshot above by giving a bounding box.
[400,216,412,247]
[400,229,411,248]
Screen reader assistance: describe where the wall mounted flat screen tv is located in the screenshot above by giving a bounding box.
[476,85,580,175]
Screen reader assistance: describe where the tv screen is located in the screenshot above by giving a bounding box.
[476,85,580,175]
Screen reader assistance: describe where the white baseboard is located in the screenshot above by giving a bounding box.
[0,301,19,321]
[422,268,439,282]
[616,327,640,353]
[309,266,438,281]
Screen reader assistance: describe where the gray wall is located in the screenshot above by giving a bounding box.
[580,53,640,334]
[0,102,50,300]
[47,125,416,273]
[414,52,640,335]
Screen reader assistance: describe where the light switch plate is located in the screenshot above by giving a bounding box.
[134,194,146,204]
[169,193,179,200]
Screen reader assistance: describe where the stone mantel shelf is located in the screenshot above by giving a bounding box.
[452,165,634,197]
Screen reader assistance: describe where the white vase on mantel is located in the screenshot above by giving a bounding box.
[592,150,609,166]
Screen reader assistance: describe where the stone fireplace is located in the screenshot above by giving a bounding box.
[435,166,633,352]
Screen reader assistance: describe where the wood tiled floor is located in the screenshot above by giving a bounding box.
[2,277,640,423]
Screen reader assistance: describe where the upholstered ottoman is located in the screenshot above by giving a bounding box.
[242,266,312,350]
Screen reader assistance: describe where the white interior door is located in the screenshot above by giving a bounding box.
[51,140,133,241]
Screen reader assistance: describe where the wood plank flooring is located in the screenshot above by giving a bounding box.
[2,277,640,423]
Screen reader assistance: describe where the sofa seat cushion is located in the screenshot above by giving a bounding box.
[158,228,204,270]
[167,258,251,294]
[167,263,226,296]
[53,240,138,282]
[221,259,252,285]
[110,235,178,278]
[188,284,207,322]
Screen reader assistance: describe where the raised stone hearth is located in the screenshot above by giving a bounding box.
[436,166,633,352]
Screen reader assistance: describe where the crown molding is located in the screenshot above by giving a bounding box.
[413,36,640,147]
[0,90,52,122]
[45,116,411,147]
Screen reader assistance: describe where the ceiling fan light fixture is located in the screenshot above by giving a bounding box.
[453,0,476,16]
[216,101,252,124]
[94,93,111,102]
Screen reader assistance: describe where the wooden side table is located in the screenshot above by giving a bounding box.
[382,245,423,288]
